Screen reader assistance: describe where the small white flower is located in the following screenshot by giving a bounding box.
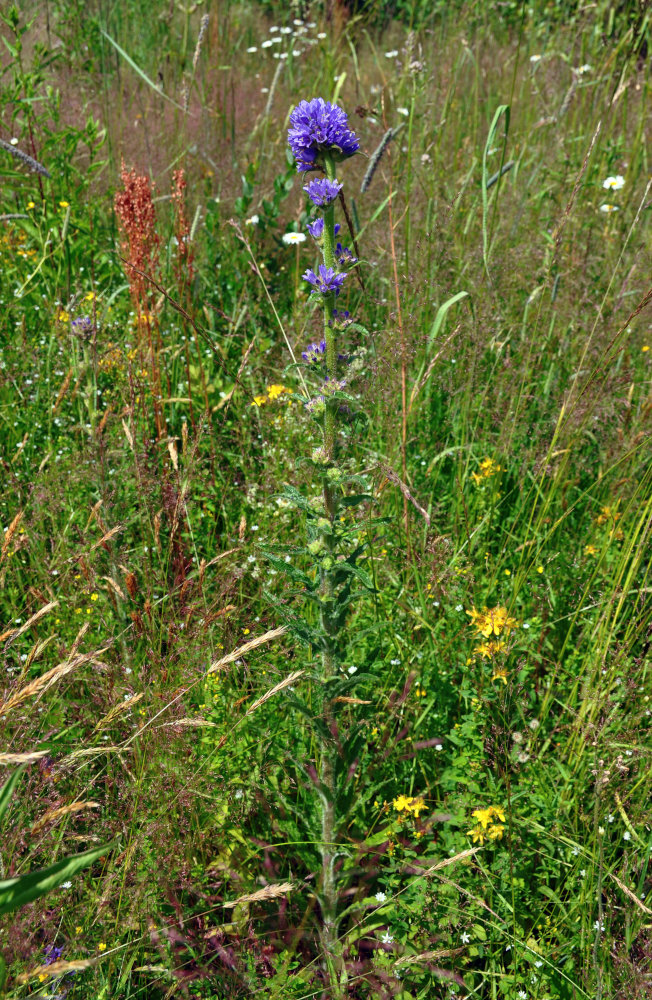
[396,107,409,117]
[293,19,303,26]
[10,137,19,145]
[522,622,530,629]
[528,719,539,730]
[245,214,259,226]
[246,46,257,53]
[535,960,543,967]
[269,25,279,32]
[518,991,528,999]
[608,814,615,823]
[271,36,282,44]
[572,846,579,855]
[598,825,605,835]
[433,600,440,607]
[580,870,586,877]
[60,881,72,889]
[235,788,244,799]
[530,53,541,63]
[375,891,387,903]
[577,63,592,74]
[460,932,470,944]
[623,831,631,841]
[594,920,604,932]
[390,658,401,665]
[385,50,399,58]
[603,175,625,190]
[261,39,273,48]
[317,32,327,39]
[599,203,619,213]
[279,26,292,34]
[381,931,394,944]
[348,665,357,675]
[455,604,464,611]
[421,153,431,164]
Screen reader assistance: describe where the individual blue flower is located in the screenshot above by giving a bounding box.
[335,242,358,266]
[304,178,342,208]
[307,218,341,240]
[302,340,327,362]
[303,264,347,296]
[288,98,360,172]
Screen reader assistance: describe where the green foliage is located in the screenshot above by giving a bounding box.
[0,0,650,997]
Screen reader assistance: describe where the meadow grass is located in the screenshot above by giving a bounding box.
[0,1,651,997]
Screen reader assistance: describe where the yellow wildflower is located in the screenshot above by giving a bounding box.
[491,665,508,684]
[267,384,290,401]
[471,457,502,485]
[466,606,517,638]
[475,640,507,659]
[596,505,621,526]
[392,794,427,817]
[59,200,70,208]
[98,942,107,952]
[487,823,505,840]
[251,395,268,407]
[467,825,485,844]
[471,807,493,829]
[584,544,598,556]
[57,309,70,323]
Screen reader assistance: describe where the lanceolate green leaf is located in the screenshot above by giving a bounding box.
[0,765,25,824]
[0,839,118,916]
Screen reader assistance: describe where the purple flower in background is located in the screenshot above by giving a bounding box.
[302,340,327,362]
[44,944,64,965]
[308,218,341,240]
[71,315,95,339]
[335,242,358,266]
[303,265,347,296]
[288,98,360,172]
[304,178,343,208]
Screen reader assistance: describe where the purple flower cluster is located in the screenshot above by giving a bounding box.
[303,265,347,297]
[330,309,353,329]
[307,218,341,240]
[304,178,342,208]
[335,242,358,266]
[44,943,64,965]
[288,98,360,173]
[302,340,327,362]
[71,315,95,339]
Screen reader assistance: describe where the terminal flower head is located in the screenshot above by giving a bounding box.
[603,175,625,190]
[282,231,307,245]
[303,264,347,296]
[304,177,343,207]
[288,98,360,172]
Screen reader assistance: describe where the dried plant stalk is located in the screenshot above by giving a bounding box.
[207,626,287,673]
[245,671,304,715]
[223,881,295,908]
[31,800,100,836]
[94,692,144,731]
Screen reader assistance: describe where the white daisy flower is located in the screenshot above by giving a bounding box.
[269,25,279,32]
[282,232,306,245]
[577,63,592,74]
[374,891,387,902]
[261,39,273,48]
[245,214,259,226]
[317,31,327,39]
[279,26,292,34]
[396,107,409,116]
[385,49,399,58]
[246,46,257,53]
[599,203,619,213]
[530,54,541,63]
[381,931,394,944]
[603,175,625,190]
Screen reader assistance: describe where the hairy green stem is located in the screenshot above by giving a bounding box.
[317,152,345,992]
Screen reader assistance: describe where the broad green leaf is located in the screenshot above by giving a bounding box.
[0,839,118,916]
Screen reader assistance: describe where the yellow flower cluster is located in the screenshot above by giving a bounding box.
[595,505,624,541]
[392,794,427,817]
[471,457,502,485]
[474,639,506,659]
[467,805,506,844]
[251,384,292,407]
[466,606,517,638]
